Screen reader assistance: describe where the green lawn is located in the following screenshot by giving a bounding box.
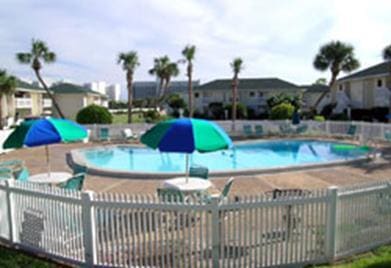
[317,246,391,268]
[112,112,145,124]
[0,246,57,267]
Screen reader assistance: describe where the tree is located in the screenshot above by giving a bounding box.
[0,70,16,129]
[167,93,187,117]
[314,78,327,85]
[149,56,179,109]
[76,104,112,124]
[313,41,360,108]
[117,51,140,123]
[182,45,196,117]
[230,57,243,131]
[16,39,65,118]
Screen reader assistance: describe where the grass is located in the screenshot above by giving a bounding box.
[112,112,145,124]
[317,245,391,268]
[0,246,58,267]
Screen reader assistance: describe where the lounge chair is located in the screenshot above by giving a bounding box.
[202,177,235,203]
[99,127,110,142]
[189,166,209,180]
[122,128,138,140]
[385,131,391,142]
[243,125,253,136]
[0,160,29,181]
[157,188,185,203]
[346,125,357,137]
[296,125,308,134]
[59,173,85,191]
[255,125,264,136]
[0,167,13,180]
[15,167,29,181]
[279,123,295,135]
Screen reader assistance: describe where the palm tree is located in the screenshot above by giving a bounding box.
[230,58,243,131]
[383,44,391,116]
[0,70,16,129]
[313,41,360,108]
[117,51,140,123]
[182,45,196,117]
[16,39,65,118]
[149,56,179,108]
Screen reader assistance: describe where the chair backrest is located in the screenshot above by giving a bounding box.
[99,128,109,140]
[122,128,133,138]
[72,164,87,175]
[157,188,185,202]
[243,125,252,135]
[0,167,13,180]
[347,125,357,136]
[296,125,308,134]
[0,159,24,169]
[15,168,29,182]
[255,125,263,135]
[189,166,209,180]
[221,177,235,198]
[63,173,85,191]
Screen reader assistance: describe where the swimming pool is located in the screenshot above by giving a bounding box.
[71,140,371,178]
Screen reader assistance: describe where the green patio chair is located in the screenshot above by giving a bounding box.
[385,131,391,142]
[15,167,29,182]
[296,125,308,134]
[347,125,357,137]
[279,123,294,135]
[189,166,209,180]
[243,125,253,136]
[0,167,13,180]
[157,188,185,203]
[221,177,235,199]
[255,125,264,136]
[59,173,86,191]
[99,127,110,141]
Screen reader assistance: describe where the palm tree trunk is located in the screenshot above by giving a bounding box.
[188,64,193,117]
[34,69,65,119]
[313,73,338,111]
[232,75,238,131]
[127,71,133,124]
[0,95,3,129]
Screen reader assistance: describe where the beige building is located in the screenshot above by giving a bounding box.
[193,78,305,115]
[0,79,52,127]
[333,62,391,110]
[51,83,108,119]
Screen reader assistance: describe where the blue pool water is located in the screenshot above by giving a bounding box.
[81,140,370,174]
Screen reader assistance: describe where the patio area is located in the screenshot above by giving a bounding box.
[2,141,391,196]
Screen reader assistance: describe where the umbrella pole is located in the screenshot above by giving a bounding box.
[185,154,189,183]
[45,145,51,178]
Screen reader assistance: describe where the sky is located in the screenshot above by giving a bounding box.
[1,0,391,97]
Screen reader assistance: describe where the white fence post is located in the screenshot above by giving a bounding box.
[325,120,330,135]
[211,196,221,268]
[5,180,15,243]
[326,186,338,262]
[82,191,97,266]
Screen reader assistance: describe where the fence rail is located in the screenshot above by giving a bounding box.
[0,179,390,267]
[83,120,391,142]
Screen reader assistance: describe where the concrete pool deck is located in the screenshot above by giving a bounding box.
[1,141,391,196]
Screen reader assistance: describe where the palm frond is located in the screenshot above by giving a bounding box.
[182,45,196,61]
[383,45,391,61]
[43,52,56,63]
[16,53,32,64]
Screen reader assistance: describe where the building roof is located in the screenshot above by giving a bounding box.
[300,84,329,92]
[16,79,44,91]
[50,83,105,96]
[338,61,391,81]
[195,78,300,91]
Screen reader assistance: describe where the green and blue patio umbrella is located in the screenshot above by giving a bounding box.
[3,118,87,176]
[141,118,232,181]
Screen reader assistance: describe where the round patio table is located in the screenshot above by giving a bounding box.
[28,172,72,184]
[163,177,212,194]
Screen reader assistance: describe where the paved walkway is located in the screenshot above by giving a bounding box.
[1,141,391,196]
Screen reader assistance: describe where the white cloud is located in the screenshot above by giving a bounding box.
[0,0,390,90]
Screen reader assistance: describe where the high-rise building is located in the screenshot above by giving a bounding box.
[84,81,107,95]
[106,84,121,101]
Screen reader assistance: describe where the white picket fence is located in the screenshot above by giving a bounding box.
[0,180,390,267]
[84,120,391,142]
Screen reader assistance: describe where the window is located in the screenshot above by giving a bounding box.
[377,79,383,87]
[249,91,255,97]
[203,92,213,97]
[258,92,264,97]
[194,92,199,98]
[339,84,344,90]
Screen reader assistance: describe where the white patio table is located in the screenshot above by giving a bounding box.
[28,172,72,185]
[163,177,212,194]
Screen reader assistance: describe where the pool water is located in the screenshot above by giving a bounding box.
[81,140,371,174]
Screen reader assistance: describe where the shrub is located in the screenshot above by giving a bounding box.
[143,110,160,123]
[270,102,294,120]
[224,103,247,119]
[76,105,112,124]
[314,115,325,122]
